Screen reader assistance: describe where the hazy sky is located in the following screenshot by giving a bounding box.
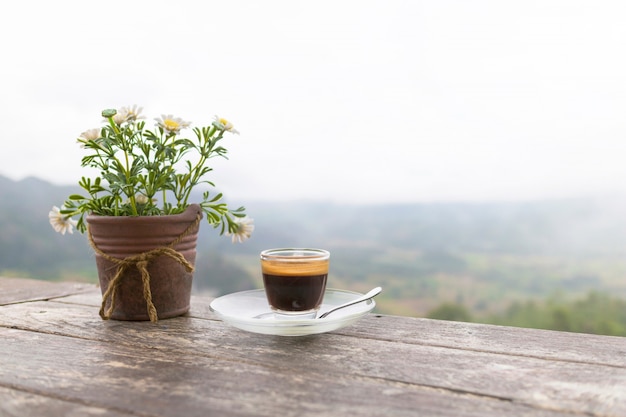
[2,0,626,204]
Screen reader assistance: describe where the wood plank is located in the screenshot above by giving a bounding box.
[60,292,626,368]
[0,277,98,305]
[16,290,626,364]
[0,327,581,417]
[190,296,626,368]
[1,299,624,416]
[0,385,133,417]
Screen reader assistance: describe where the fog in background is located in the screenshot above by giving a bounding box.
[2,1,626,204]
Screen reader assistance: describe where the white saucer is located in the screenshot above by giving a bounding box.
[209,288,376,336]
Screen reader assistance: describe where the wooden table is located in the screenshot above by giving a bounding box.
[1,277,625,417]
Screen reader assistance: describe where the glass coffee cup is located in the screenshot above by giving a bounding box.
[260,248,330,318]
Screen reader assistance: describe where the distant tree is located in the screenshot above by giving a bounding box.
[427,303,473,322]
[487,291,626,336]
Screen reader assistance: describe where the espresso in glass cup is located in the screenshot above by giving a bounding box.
[260,248,330,318]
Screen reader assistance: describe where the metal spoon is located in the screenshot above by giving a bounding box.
[317,286,382,319]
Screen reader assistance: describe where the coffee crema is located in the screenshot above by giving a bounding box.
[260,259,329,276]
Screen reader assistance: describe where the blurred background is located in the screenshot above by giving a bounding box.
[2,0,626,335]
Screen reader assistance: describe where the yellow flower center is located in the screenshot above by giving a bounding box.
[219,118,230,126]
[164,119,180,131]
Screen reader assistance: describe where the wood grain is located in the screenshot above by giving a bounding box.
[0,385,133,417]
[2,296,625,416]
[0,277,97,305]
[0,326,583,417]
[1,279,625,417]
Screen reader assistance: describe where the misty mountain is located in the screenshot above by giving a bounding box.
[3,174,626,317]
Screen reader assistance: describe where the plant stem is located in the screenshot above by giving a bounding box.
[108,116,138,216]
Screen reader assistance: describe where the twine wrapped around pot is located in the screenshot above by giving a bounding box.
[88,212,202,323]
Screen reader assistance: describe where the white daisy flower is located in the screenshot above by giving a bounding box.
[77,128,101,147]
[155,114,191,135]
[112,108,129,125]
[226,216,254,243]
[119,105,144,122]
[213,116,239,134]
[48,206,78,235]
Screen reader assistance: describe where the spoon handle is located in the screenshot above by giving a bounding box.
[318,287,382,319]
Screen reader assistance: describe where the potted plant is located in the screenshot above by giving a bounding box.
[49,105,254,322]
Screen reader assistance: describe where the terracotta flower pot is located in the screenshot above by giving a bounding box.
[86,204,203,322]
